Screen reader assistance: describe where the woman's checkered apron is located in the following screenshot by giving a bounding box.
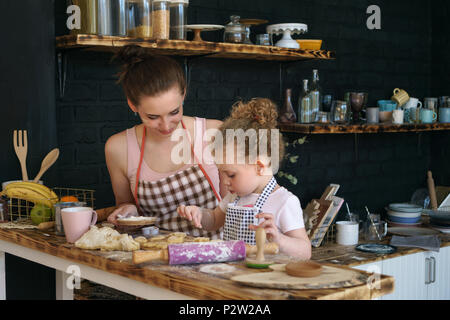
[223,177,277,245]
[133,123,222,239]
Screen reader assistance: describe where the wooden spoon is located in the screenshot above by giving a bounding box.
[33,148,60,183]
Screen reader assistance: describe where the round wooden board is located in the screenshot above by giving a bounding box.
[116,217,157,226]
[230,265,368,290]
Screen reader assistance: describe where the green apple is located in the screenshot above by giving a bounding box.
[30,204,53,225]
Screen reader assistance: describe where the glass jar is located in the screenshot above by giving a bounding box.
[169,0,189,40]
[223,15,246,43]
[126,0,152,38]
[152,0,170,39]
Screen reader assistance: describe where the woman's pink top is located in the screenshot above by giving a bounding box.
[126,117,221,197]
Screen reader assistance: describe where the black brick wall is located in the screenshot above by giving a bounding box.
[54,0,450,221]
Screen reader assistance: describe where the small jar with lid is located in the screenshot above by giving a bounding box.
[126,0,152,38]
[152,0,170,39]
[169,0,189,40]
[223,15,246,43]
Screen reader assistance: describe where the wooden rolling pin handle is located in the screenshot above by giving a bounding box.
[37,221,55,230]
[255,227,266,262]
[427,171,438,210]
[132,249,169,264]
[245,242,279,256]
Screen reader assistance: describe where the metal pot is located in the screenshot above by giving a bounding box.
[97,0,127,36]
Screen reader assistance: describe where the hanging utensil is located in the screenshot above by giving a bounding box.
[13,130,28,181]
[33,148,60,183]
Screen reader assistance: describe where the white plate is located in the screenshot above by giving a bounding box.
[185,24,224,31]
[387,210,421,218]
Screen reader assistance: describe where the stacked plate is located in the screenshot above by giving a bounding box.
[386,203,423,227]
[423,208,450,233]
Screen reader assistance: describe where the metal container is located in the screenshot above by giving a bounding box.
[97,0,127,36]
[54,202,86,236]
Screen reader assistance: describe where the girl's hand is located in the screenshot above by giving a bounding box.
[249,213,281,243]
[177,205,203,228]
[107,204,139,224]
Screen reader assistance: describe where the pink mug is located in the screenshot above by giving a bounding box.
[61,207,97,243]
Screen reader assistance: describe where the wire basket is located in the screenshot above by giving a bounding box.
[5,187,95,223]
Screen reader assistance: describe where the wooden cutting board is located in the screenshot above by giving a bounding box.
[230,264,368,290]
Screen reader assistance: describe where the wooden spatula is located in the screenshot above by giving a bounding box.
[33,148,60,183]
[13,130,28,181]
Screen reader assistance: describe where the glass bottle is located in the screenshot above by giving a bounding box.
[298,79,312,123]
[169,0,189,40]
[151,0,170,39]
[310,69,322,122]
[279,89,297,123]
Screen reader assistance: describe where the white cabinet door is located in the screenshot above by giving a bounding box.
[381,252,428,300]
[427,246,450,300]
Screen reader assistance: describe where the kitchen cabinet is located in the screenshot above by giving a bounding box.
[354,246,450,300]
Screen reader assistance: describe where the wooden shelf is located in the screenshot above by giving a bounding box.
[55,34,335,61]
[279,122,450,134]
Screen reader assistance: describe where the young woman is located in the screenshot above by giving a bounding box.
[105,45,225,239]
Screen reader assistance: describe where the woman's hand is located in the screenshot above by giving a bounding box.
[249,213,281,243]
[177,205,203,228]
[107,204,139,224]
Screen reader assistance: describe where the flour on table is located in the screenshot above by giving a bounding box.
[199,264,236,274]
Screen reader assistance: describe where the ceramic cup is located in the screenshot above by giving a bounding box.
[377,100,397,112]
[404,97,422,109]
[366,107,380,124]
[439,107,450,123]
[392,109,404,124]
[391,88,410,107]
[61,206,97,243]
[336,221,359,246]
[420,108,437,124]
[404,98,422,123]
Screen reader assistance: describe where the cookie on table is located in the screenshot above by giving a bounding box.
[193,237,210,242]
[167,236,185,244]
[134,236,148,245]
[149,235,167,242]
[168,232,187,238]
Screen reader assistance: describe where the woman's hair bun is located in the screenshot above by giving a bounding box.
[113,45,147,66]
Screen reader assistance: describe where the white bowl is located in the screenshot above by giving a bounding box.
[387,210,421,218]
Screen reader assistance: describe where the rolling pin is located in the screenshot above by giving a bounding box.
[133,241,279,265]
[133,240,246,265]
[427,171,438,210]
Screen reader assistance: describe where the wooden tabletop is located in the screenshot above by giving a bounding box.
[0,227,394,300]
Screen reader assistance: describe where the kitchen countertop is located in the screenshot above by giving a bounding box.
[312,233,450,267]
[0,226,395,300]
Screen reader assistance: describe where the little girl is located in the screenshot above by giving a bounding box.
[177,98,311,259]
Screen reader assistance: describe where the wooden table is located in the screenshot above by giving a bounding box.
[0,227,394,300]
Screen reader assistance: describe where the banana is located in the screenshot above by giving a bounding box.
[2,182,58,208]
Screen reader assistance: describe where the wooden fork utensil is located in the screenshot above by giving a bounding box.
[13,130,28,181]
